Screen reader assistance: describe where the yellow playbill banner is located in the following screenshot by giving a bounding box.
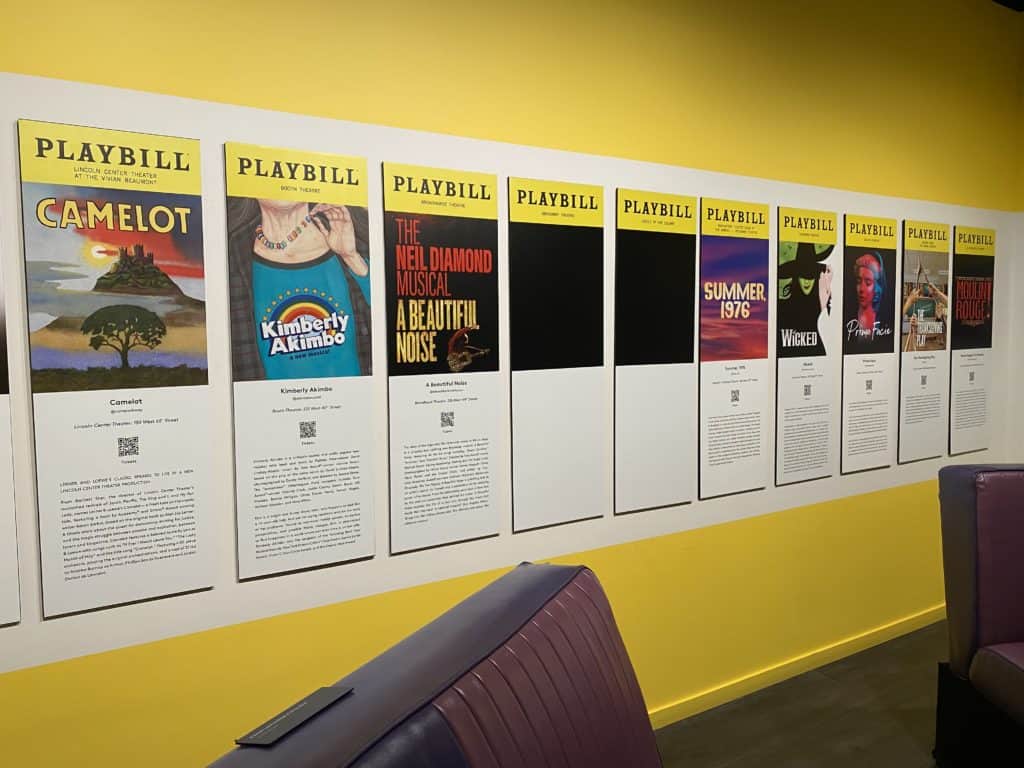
[779,207,836,244]
[18,119,200,195]
[617,189,696,234]
[904,220,949,253]
[383,163,497,219]
[845,214,897,249]
[702,198,769,239]
[225,143,366,206]
[954,226,995,256]
[508,178,603,227]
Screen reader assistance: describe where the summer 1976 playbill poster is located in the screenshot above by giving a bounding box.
[698,198,770,499]
[18,120,213,616]
[226,142,375,578]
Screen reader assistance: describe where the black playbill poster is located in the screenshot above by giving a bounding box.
[383,162,501,554]
[614,188,696,513]
[508,177,606,531]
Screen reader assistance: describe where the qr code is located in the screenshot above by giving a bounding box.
[441,411,455,428]
[299,421,317,439]
[730,389,740,403]
[865,379,873,391]
[118,436,139,458]
[921,375,928,386]
[969,371,976,383]
[803,384,812,397]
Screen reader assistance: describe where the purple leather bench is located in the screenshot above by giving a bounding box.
[935,465,1024,766]
[210,563,662,767]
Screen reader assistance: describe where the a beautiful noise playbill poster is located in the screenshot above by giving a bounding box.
[384,162,501,553]
[840,214,898,474]
[18,120,213,616]
[226,143,375,578]
[775,208,837,486]
[949,225,995,455]
[698,198,770,500]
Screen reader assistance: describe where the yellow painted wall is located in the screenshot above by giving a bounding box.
[0,0,1021,765]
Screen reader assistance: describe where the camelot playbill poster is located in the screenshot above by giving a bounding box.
[840,214,898,474]
[615,189,696,513]
[18,120,213,615]
[384,163,501,553]
[775,208,837,486]
[698,198,770,499]
[226,143,375,578]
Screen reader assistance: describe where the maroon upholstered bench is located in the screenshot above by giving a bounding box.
[210,563,662,767]
[935,465,1024,767]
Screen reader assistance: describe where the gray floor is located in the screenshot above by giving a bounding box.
[656,621,946,767]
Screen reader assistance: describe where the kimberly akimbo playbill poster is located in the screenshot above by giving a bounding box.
[18,120,213,616]
[383,162,501,554]
[226,142,375,578]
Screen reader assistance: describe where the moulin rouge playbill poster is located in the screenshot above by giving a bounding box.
[225,142,375,578]
[949,225,995,455]
[383,162,501,553]
[18,120,213,616]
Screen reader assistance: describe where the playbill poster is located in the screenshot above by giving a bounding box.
[698,198,770,499]
[949,226,995,456]
[18,120,213,616]
[508,177,606,531]
[614,189,696,513]
[898,221,950,463]
[840,214,898,474]
[383,163,501,553]
[775,208,837,486]
[0,262,18,625]
[226,143,375,578]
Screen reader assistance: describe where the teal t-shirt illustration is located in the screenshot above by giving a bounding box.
[252,252,370,379]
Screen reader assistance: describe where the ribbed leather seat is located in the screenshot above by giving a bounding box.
[210,563,662,768]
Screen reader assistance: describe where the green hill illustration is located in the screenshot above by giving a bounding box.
[93,244,184,295]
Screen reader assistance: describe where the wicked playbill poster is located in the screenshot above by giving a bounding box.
[775,208,837,486]
[949,226,995,456]
[615,189,696,513]
[841,214,898,474]
[226,143,374,578]
[384,162,500,553]
[18,120,213,616]
[898,221,950,464]
[509,178,606,531]
[0,263,18,625]
[698,198,770,500]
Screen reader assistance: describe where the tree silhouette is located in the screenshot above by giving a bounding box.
[81,305,167,369]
